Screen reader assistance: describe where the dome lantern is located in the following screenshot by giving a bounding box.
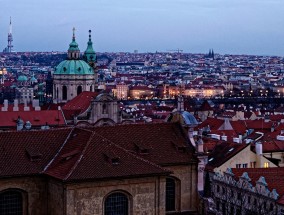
[68,27,80,60]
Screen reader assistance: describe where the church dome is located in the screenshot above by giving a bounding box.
[54,60,93,75]
[181,111,198,126]
[166,111,198,127]
[17,75,28,82]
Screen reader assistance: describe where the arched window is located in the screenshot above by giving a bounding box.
[90,85,92,92]
[77,86,82,95]
[105,192,128,215]
[102,103,107,114]
[0,190,23,214]
[62,86,67,100]
[166,178,176,211]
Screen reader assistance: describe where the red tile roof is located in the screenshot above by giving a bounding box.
[199,101,213,111]
[62,91,99,117]
[0,128,72,177]
[0,110,65,128]
[197,117,224,130]
[206,142,249,170]
[232,167,284,205]
[0,123,196,181]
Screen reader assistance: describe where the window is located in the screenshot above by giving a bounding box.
[166,178,176,211]
[102,103,107,114]
[0,190,23,215]
[237,192,241,200]
[264,162,269,168]
[250,162,256,168]
[62,86,67,100]
[247,196,251,204]
[236,164,241,168]
[77,86,82,95]
[270,203,274,211]
[243,163,248,168]
[105,192,128,215]
[217,185,220,193]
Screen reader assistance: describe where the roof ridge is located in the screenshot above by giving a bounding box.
[0,127,71,134]
[64,131,96,180]
[93,132,171,174]
[42,127,75,173]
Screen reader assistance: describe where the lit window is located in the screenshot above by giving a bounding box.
[264,162,269,168]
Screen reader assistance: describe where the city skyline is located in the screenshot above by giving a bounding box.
[0,0,284,56]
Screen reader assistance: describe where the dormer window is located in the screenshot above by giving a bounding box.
[134,143,150,154]
[104,152,120,165]
[111,158,120,165]
[26,147,42,161]
[171,141,187,152]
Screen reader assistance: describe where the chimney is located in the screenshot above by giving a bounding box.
[221,135,228,141]
[196,137,204,153]
[24,99,30,111]
[271,124,275,132]
[256,142,263,155]
[16,116,24,131]
[1,99,8,111]
[13,99,19,111]
[239,134,242,143]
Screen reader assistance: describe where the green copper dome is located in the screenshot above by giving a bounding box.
[17,75,28,82]
[54,60,94,75]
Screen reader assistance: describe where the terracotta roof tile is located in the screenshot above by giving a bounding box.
[0,110,65,128]
[232,167,284,205]
[0,128,72,177]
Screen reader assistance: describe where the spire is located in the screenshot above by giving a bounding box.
[72,27,76,41]
[88,29,92,42]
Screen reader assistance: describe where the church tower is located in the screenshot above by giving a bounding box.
[3,17,13,53]
[83,30,98,90]
[53,28,96,103]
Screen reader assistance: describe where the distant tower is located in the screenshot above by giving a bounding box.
[3,17,13,53]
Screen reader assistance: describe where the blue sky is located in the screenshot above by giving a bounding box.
[0,0,284,55]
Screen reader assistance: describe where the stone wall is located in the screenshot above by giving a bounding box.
[166,164,198,213]
[47,179,64,215]
[65,176,166,215]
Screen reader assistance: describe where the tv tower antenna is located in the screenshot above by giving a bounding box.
[3,17,14,53]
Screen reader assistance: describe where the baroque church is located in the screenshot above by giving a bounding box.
[0,29,200,215]
[52,29,120,126]
[53,28,98,103]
